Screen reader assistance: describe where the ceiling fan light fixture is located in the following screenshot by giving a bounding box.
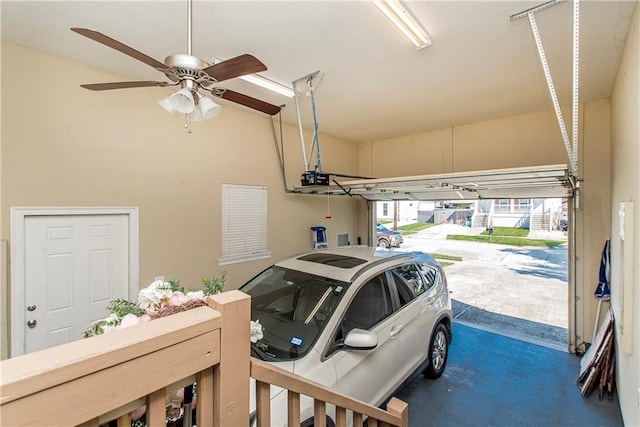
[158,96,179,115]
[371,0,431,50]
[168,87,196,114]
[189,94,221,121]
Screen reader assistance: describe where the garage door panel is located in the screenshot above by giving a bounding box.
[294,164,572,201]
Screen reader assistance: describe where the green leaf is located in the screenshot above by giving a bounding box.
[202,272,226,296]
[107,298,144,317]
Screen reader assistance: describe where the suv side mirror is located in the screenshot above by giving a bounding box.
[344,328,378,350]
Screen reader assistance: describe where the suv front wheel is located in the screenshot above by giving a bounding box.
[377,238,390,248]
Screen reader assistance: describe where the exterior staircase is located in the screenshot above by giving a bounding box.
[530,213,551,231]
[473,213,490,228]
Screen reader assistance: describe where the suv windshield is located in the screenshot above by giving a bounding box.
[240,266,349,361]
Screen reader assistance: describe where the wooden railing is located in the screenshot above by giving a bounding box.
[252,358,408,427]
[0,290,251,427]
[1,289,408,427]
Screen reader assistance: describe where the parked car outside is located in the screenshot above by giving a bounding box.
[376,223,404,248]
[240,246,452,426]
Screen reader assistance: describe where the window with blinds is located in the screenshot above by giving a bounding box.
[219,184,272,265]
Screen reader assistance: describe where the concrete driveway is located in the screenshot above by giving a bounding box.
[392,224,569,350]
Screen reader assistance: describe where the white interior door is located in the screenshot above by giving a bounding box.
[22,214,129,353]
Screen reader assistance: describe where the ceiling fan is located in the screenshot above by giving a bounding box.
[71,0,282,123]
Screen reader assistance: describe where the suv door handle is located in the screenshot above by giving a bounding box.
[389,324,404,338]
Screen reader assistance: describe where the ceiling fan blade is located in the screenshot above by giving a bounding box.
[80,81,172,91]
[213,89,281,116]
[71,28,168,71]
[202,54,267,83]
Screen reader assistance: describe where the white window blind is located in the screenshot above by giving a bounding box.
[219,184,271,265]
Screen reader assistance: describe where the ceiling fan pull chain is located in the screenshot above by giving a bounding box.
[184,115,192,134]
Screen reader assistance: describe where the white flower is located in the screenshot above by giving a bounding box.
[250,319,263,343]
[138,280,173,312]
[186,290,205,301]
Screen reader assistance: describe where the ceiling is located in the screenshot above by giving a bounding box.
[1,1,635,144]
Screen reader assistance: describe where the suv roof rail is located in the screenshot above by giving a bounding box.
[350,251,420,282]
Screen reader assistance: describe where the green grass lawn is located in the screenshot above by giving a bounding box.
[428,253,462,268]
[447,234,565,248]
[480,226,529,237]
[397,222,437,235]
[376,221,437,235]
[428,253,463,262]
[378,222,565,250]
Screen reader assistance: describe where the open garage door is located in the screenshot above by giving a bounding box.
[294,164,574,201]
[295,163,575,351]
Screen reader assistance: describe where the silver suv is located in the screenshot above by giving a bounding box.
[240,246,452,426]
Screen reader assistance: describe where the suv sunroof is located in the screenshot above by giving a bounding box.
[297,253,368,269]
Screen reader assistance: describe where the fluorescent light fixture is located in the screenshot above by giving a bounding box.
[371,0,431,50]
[212,57,294,98]
[240,74,295,98]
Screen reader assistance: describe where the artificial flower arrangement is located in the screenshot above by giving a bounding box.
[83,273,263,427]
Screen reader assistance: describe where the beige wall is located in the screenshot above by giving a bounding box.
[0,43,362,354]
[610,3,640,426]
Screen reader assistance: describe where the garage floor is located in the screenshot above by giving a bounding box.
[393,322,623,427]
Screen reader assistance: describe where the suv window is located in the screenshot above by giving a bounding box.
[390,270,416,307]
[417,262,438,291]
[340,273,393,337]
[393,263,426,296]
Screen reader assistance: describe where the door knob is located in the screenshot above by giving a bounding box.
[27,319,37,328]
[27,304,36,312]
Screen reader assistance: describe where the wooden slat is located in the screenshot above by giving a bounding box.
[288,391,301,426]
[116,413,132,427]
[196,367,214,427]
[353,412,363,426]
[314,400,326,427]
[146,388,166,426]
[335,407,347,427]
[251,358,403,425]
[256,380,271,427]
[0,306,221,405]
[1,331,219,426]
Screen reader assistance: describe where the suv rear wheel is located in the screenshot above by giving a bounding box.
[424,323,449,379]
